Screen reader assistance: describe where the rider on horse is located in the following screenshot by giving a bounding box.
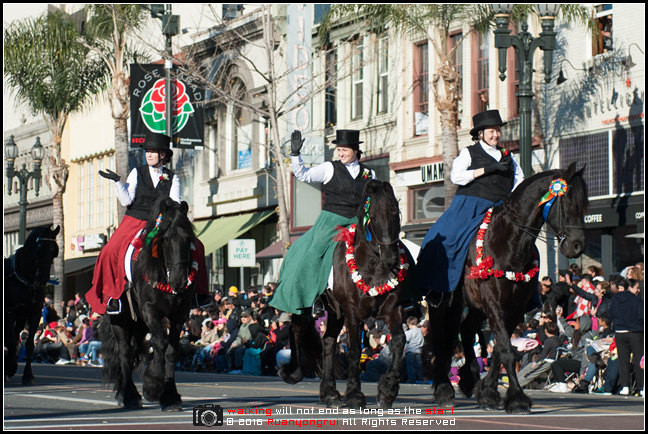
[86,133,209,316]
[417,109,525,295]
[269,129,376,316]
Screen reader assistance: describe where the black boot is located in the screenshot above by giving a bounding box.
[191,293,212,309]
[105,298,122,315]
[573,380,590,394]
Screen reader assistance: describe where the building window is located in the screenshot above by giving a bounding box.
[593,5,613,55]
[377,34,389,114]
[560,132,609,197]
[613,126,644,194]
[107,156,115,227]
[351,36,364,120]
[410,183,445,222]
[473,32,490,114]
[97,159,104,228]
[449,31,463,127]
[507,23,520,118]
[87,160,94,228]
[78,164,85,229]
[413,41,429,136]
[325,46,337,128]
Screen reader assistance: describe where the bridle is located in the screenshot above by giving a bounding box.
[8,236,58,289]
[509,177,575,249]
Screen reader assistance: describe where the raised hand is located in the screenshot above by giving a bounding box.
[98,169,121,182]
[290,130,305,156]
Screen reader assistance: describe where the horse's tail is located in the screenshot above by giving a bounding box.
[279,314,322,384]
[97,315,123,390]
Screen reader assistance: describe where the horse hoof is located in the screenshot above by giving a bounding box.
[123,399,143,410]
[434,383,455,408]
[279,366,303,385]
[504,394,532,414]
[162,402,183,412]
[22,377,35,386]
[345,394,367,409]
[143,391,160,403]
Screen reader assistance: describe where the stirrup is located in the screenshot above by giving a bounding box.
[106,298,122,315]
[311,298,326,318]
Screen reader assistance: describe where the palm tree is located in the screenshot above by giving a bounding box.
[320,4,592,207]
[80,4,149,221]
[4,11,107,308]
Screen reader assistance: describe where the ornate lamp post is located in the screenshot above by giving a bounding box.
[5,135,45,244]
[493,4,559,176]
[150,4,180,140]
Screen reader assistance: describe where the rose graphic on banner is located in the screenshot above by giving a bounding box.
[139,78,195,135]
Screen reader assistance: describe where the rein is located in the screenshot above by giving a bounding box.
[507,177,576,248]
[8,237,57,288]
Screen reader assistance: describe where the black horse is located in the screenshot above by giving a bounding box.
[5,225,60,385]
[427,162,588,413]
[281,180,416,409]
[99,197,197,411]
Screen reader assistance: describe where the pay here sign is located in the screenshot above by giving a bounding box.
[228,239,256,267]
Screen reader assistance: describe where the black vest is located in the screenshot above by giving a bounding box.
[455,144,514,203]
[125,165,174,221]
[322,161,372,219]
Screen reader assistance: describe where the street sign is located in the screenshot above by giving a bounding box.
[228,239,256,267]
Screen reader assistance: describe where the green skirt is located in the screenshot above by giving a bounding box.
[269,211,355,314]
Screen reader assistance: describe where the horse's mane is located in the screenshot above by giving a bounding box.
[357,180,400,225]
[504,165,589,218]
[136,198,194,282]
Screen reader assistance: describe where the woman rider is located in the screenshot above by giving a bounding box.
[269,129,376,315]
[417,109,524,295]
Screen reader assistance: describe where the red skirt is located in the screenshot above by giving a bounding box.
[86,215,148,315]
[86,216,210,315]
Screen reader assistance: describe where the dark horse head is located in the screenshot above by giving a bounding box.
[355,180,402,271]
[22,225,60,286]
[505,161,588,258]
[134,197,194,293]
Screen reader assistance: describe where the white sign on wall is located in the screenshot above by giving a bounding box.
[228,239,256,267]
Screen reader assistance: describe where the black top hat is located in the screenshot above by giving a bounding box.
[469,110,507,139]
[142,132,173,159]
[331,129,363,150]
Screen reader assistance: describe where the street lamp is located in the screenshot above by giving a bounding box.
[5,135,45,244]
[151,4,180,140]
[493,4,559,176]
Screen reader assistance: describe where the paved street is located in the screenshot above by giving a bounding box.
[4,363,644,430]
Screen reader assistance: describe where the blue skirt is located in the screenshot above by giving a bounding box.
[417,195,499,293]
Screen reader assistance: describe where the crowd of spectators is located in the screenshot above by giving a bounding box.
[24,261,643,399]
[509,262,644,397]
[18,293,104,367]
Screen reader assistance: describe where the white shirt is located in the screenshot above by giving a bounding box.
[114,166,181,206]
[450,141,525,191]
[291,155,376,184]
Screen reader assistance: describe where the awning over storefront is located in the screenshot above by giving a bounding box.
[64,256,98,275]
[256,234,302,259]
[194,209,275,255]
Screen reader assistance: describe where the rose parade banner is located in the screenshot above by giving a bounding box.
[129,63,204,149]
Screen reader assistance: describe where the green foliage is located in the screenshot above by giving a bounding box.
[4,11,107,123]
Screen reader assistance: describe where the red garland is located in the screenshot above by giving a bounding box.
[337,224,410,296]
[467,208,539,282]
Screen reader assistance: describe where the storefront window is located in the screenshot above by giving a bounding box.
[410,183,444,222]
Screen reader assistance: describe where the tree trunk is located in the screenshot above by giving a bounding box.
[109,72,130,222]
[51,190,66,314]
[433,63,461,210]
